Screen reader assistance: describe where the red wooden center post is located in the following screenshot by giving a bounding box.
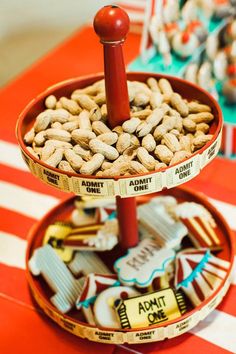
[94,5,139,249]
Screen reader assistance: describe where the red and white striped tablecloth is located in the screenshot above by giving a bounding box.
[0,25,236,354]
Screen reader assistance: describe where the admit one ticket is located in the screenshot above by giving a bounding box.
[115,288,187,329]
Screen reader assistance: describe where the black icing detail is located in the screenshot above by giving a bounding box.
[117,302,131,329]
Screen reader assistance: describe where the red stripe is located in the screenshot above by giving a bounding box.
[0,296,115,354]
[2,156,236,206]
[233,128,236,153]
[0,163,66,200]
[201,271,214,290]
[218,284,236,317]
[0,265,32,307]
[197,217,219,246]
[1,264,234,353]
[221,126,226,152]
[0,207,35,239]
[122,332,232,354]
[220,125,236,154]
[186,157,236,205]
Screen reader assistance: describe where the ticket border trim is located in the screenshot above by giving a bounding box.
[28,268,232,344]
[20,129,222,198]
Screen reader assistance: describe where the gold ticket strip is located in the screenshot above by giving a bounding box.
[114,288,187,329]
[20,129,222,198]
[27,265,232,344]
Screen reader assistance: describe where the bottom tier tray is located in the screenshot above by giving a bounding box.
[26,186,234,344]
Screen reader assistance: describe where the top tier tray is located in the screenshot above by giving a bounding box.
[16,72,222,199]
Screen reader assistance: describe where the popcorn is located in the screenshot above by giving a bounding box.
[171,202,221,248]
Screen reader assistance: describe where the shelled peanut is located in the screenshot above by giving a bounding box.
[24,77,215,176]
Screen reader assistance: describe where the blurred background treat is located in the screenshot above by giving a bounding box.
[1,0,235,157]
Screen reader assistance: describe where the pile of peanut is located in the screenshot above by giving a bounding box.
[24,77,214,177]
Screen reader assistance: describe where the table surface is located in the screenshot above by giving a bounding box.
[0,25,236,354]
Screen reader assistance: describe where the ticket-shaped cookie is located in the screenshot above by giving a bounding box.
[114,288,187,329]
[114,239,175,288]
[43,222,73,262]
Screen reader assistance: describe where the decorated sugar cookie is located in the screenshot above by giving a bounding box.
[63,219,118,251]
[76,273,120,325]
[114,239,175,288]
[71,208,97,227]
[175,248,230,306]
[150,196,177,207]
[75,197,116,211]
[114,288,187,329]
[172,31,199,58]
[43,221,74,262]
[68,251,112,276]
[138,197,187,249]
[73,197,116,225]
[94,286,140,328]
[44,218,118,254]
[171,202,221,248]
[29,245,84,313]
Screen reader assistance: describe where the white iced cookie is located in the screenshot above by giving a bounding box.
[76,273,119,325]
[114,239,175,288]
[84,219,118,250]
[150,196,177,207]
[138,200,187,249]
[29,245,84,313]
[171,202,220,248]
[71,208,96,227]
[172,31,199,58]
[175,248,230,307]
[94,286,140,328]
[68,251,111,276]
[75,197,116,210]
[172,202,216,226]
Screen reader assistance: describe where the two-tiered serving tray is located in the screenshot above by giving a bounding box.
[16,5,234,345]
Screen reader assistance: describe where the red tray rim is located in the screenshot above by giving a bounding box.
[16,72,223,182]
[25,185,235,336]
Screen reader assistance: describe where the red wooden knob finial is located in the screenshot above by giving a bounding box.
[94,5,130,43]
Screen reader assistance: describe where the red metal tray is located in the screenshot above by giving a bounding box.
[26,186,234,344]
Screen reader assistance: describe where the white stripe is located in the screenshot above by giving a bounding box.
[1,142,235,228]
[126,11,145,22]
[115,0,146,9]
[0,231,27,269]
[0,140,28,171]
[0,181,59,219]
[191,309,236,353]
[140,0,153,59]
[209,197,236,231]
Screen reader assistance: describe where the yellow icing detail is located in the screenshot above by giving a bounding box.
[43,223,73,262]
[115,288,183,329]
